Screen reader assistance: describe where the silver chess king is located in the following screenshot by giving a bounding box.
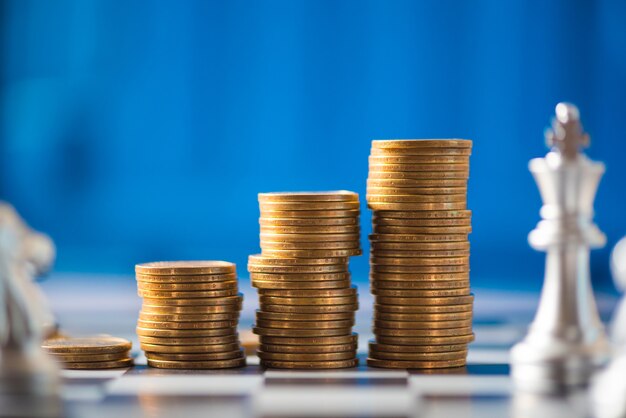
[510,102,609,392]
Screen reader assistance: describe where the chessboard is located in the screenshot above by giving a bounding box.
[41,274,618,418]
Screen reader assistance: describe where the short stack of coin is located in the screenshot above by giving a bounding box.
[135,261,246,369]
[42,335,133,369]
[250,191,361,369]
[366,139,474,369]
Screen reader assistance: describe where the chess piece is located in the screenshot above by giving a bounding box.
[0,202,62,417]
[590,236,626,418]
[510,103,609,393]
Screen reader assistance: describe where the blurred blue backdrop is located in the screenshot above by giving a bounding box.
[1,0,625,291]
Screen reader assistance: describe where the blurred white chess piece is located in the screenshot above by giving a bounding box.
[591,236,626,418]
[0,202,61,417]
[510,103,609,393]
[609,238,626,346]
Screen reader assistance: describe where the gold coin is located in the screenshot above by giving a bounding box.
[372,280,469,290]
[137,319,238,330]
[261,248,362,258]
[371,288,470,298]
[372,210,471,219]
[367,194,467,204]
[375,334,475,346]
[257,350,356,361]
[135,261,236,276]
[367,178,468,188]
[258,287,357,298]
[260,232,360,243]
[136,326,237,338]
[138,288,239,299]
[147,357,246,369]
[374,311,472,321]
[137,280,237,291]
[368,202,467,211]
[369,349,467,361]
[371,139,472,149]
[368,171,469,180]
[368,163,469,173]
[51,351,129,362]
[374,303,473,314]
[259,295,358,306]
[372,250,470,258]
[260,217,359,226]
[141,294,243,306]
[261,343,357,354]
[370,146,472,156]
[370,234,468,243]
[259,333,358,346]
[256,310,354,321]
[258,191,358,203]
[250,272,350,281]
[255,319,353,329]
[249,254,347,266]
[261,241,360,250]
[367,186,467,196]
[259,201,360,211]
[260,303,358,314]
[369,155,470,165]
[369,341,468,353]
[260,209,360,219]
[140,342,241,354]
[371,265,469,274]
[372,225,472,235]
[252,279,351,290]
[141,303,241,314]
[374,319,472,330]
[370,256,469,266]
[367,357,465,369]
[375,295,474,306]
[261,358,358,369]
[42,335,131,354]
[370,241,469,251]
[371,272,469,281]
[253,326,353,338]
[60,358,134,370]
[135,272,237,284]
[139,311,239,322]
[146,350,244,361]
[373,327,473,337]
[137,334,239,346]
[260,225,360,235]
[372,216,471,227]
[248,263,348,274]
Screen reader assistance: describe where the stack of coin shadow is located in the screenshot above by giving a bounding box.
[366,139,474,369]
[42,335,133,369]
[134,261,246,369]
[250,191,362,369]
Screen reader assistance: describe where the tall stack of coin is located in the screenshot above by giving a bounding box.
[366,139,474,369]
[135,261,246,369]
[43,335,133,369]
[250,191,361,369]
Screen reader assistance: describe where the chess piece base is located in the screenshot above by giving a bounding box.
[0,346,63,418]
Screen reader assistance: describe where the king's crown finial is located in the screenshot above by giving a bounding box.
[544,102,590,159]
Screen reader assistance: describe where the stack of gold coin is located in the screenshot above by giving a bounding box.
[250,191,361,369]
[42,335,133,369]
[135,261,246,369]
[366,139,474,369]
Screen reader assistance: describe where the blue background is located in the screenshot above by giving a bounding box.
[1,0,625,291]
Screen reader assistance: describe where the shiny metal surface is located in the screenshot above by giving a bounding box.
[510,103,609,393]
